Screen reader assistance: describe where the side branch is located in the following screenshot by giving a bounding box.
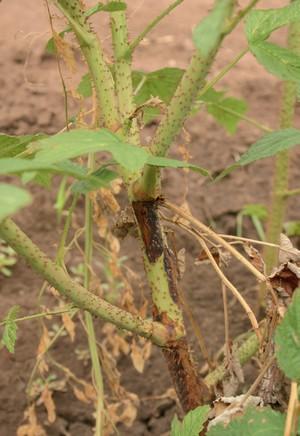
[0,218,177,346]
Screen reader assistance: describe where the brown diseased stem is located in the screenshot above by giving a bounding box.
[132,199,211,411]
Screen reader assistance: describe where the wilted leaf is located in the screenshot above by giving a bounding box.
[193,0,233,57]
[1,305,20,353]
[208,406,293,435]
[275,288,300,381]
[209,396,262,430]
[171,405,210,436]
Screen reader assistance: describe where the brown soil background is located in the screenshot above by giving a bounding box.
[1,1,300,435]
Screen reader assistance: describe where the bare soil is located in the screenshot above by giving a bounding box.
[1,1,300,435]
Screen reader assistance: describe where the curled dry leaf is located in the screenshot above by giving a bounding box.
[72,385,91,404]
[53,31,76,73]
[177,247,186,280]
[130,338,152,373]
[279,233,300,264]
[195,247,230,267]
[39,385,56,424]
[208,395,262,430]
[269,263,300,298]
[102,324,130,357]
[36,324,50,375]
[17,405,46,436]
[243,243,265,274]
[62,312,76,342]
[107,393,139,429]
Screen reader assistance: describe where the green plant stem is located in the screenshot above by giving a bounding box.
[225,0,261,34]
[283,188,300,198]
[198,47,249,100]
[56,193,79,266]
[205,331,259,386]
[109,2,140,183]
[83,153,104,436]
[135,2,254,198]
[263,16,300,275]
[56,0,119,130]
[125,0,184,57]
[0,307,75,325]
[0,218,175,346]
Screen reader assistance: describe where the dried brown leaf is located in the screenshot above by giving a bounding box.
[279,233,300,264]
[130,339,152,374]
[243,243,265,274]
[84,383,97,402]
[62,312,76,342]
[53,31,76,72]
[17,405,46,436]
[177,248,186,279]
[72,386,91,404]
[269,263,300,298]
[40,385,56,423]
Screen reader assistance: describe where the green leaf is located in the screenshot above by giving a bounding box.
[171,405,210,436]
[199,88,247,134]
[240,204,268,220]
[133,68,184,105]
[147,156,210,177]
[275,289,300,381]
[45,29,71,55]
[1,305,20,353]
[71,167,118,194]
[77,73,92,98]
[207,407,286,436]
[215,128,300,180]
[238,128,300,165]
[284,221,300,237]
[33,129,149,173]
[0,133,46,158]
[132,68,184,124]
[193,0,233,57]
[0,184,32,222]
[249,41,300,82]
[95,1,126,12]
[245,1,300,43]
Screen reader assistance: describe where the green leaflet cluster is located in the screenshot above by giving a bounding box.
[245,1,300,81]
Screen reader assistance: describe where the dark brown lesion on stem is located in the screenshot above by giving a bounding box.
[132,199,211,412]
